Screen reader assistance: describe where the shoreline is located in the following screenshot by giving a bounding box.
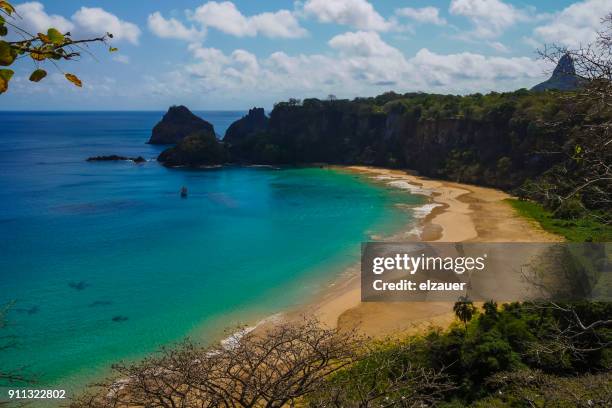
[272,165,563,339]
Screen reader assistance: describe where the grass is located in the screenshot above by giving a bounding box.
[506,199,612,242]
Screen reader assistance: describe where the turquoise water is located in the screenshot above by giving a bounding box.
[0,112,422,398]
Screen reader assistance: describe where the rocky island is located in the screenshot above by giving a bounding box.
[148,105,216,145]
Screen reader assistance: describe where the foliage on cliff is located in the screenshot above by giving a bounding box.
[227,90,567,192]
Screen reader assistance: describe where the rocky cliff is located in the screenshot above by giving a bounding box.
[149,105,215,144]
[224,91,565,190]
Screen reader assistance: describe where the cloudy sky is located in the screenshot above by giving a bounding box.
[1,0,609,110]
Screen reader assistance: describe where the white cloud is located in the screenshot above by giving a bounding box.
[534,0,610,47]
[12,3,140,44]
[190,1,307,38]
[14,2,74,34]
[148,11,204,41]
[396,7,446,26]
[170,30,548,102]
[488,41,510,53]
[328,31,404,58]
[72,7,141,44]
[411,48,545,88]
[449,0,528,38]
[302,0,395,31]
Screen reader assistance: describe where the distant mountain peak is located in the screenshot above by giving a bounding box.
[532,53,580,92]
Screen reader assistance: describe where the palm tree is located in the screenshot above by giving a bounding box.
[453,297,476,330]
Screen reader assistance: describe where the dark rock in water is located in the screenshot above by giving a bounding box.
[224,107,269,144]
[112,315,128,322]
[157,131,228,167]
[68,280,89,290]
[532,53,581,92]
[148,105,215,144]
[86,155,146,163]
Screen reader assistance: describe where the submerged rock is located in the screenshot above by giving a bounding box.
[86,155,146,163]
[157,131,228,167]
[148,105,215,144]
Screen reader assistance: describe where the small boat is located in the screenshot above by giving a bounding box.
[180,186,188,198]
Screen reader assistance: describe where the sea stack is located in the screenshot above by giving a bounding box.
[148,105,215,144]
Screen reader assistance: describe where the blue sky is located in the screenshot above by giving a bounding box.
[1,0,609,110]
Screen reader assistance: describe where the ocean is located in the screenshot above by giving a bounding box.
[0,111,423,397]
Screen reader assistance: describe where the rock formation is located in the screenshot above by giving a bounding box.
[532,53,581,92]
[148,105,215,144]
[157,131,228,167]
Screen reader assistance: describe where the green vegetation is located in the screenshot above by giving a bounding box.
[312,301,611,407]
[508,199,612,242]
[74,300,611,407]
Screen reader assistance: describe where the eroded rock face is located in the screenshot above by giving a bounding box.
[148,106,215,144]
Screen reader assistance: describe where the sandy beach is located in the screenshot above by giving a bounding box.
[283,166,563,338]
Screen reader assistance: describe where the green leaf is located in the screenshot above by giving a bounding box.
[0,40,15,66]
[65,73,82,87]
[109,47,118,52]
[0,68,14,94]
[0,25,7,37]
[47,28,64,45]
[29,68,47,82]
